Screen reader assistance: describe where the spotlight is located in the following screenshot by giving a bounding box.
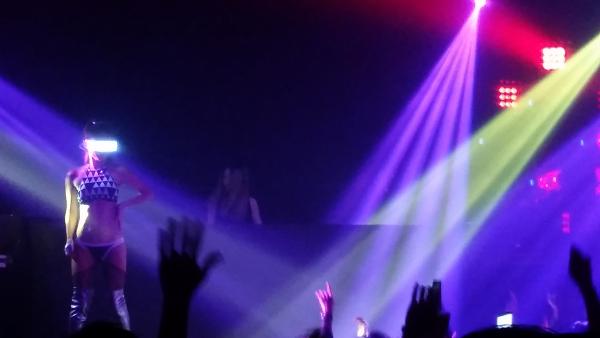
[542,47,566,70]
[497,81,520,109]
[474,0,487,9]
[537,169,561,192]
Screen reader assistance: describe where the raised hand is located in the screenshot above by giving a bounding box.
[159,218,223,302]
[402,281,450,338]
[158,218,223,338]
[316,282,334,320]
[356,317,369,338]
[315,282,334,338]
[570,246,592,288]
[569,246,600,333]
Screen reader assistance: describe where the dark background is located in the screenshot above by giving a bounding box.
[0,2,599,337]
[0,0,598,223]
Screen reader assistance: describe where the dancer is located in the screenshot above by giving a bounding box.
[207,167,262,225]
[64,121,151,331]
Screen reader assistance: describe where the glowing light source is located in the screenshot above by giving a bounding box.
[561,212,571,234]
[474,0,486,9]
[497,82,519,109]
[537,169,561,192]
[497,313,513,328]
[330,12,479,225]
[370,31,600,292]
[542,47,566,70]
[84,139,119,153]
[328,11,481,335]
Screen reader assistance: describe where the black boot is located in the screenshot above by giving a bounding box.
[69,286,93,332]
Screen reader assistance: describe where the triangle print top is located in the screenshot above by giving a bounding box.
[77,167,119,205]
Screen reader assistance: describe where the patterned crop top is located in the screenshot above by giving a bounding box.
[77,167,119,205]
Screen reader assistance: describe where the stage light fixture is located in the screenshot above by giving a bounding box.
[497,82,519,109]
[537,169,561,192]
[542,47,566,70]
[561,212,571,234]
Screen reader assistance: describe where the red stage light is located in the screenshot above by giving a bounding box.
[537,169,561,192]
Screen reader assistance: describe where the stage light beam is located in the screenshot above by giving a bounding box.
[474,0,486,10]
[497,85,519,109]
[326,9,481,336]
[370,31,600,276]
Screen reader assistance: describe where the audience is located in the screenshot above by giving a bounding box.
[315,282,334,338]
[158,218,223,338]
[303,247,600,338]
[66,218,600,338]
[568,247,600,333]
[402,281,451,338]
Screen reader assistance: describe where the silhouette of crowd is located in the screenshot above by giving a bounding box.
[65,217,599,338]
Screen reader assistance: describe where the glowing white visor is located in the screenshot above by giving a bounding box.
[496,313,513,328]
[85,139,119,153]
